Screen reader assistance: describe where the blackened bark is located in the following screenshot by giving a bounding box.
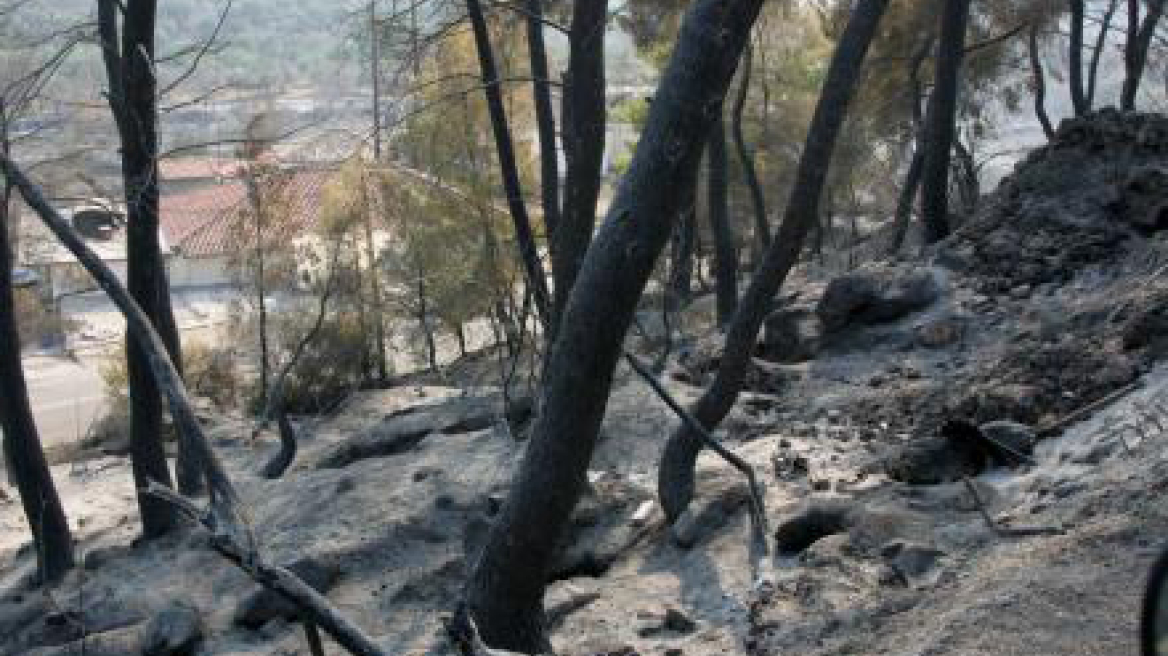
[888,36,933,254]
[525,0,560,240]
[1087,0,1120,109]
[99,0,184,533]
[919,0,970,244]
[657,0,891,523]
[667,184,697,312]
[463,1,764,651]
[0,160,73,584]
[465,0,552,325]
[889,146,926,254]
[707,111,737,326]
[1122,0,1166,110]
[1068,0,1088,116]
[731,43,770,259]
[552,0,608,332]
[1029,24,1055,140]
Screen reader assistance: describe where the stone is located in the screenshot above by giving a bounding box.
[761,307,824,363]
[663,606,698,634]
[979,420,1037,463]
[1121,165,1168,233]
[884,420,989,485]
[880,540,945,582]
[234,556,340,629]
[139,600,202,656]
[316,394,532,468]
[916,314,966,348]
[817,265,945,333]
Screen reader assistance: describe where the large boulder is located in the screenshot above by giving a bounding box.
[817,265,945,333]
[761,307,824,363]
[317,393,531,468]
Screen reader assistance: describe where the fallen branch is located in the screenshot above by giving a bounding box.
[1038,381,1142,438]
[1,155,389,656]
[962,477,1064,538]
[623,351,771,583]
[143,483,387,655]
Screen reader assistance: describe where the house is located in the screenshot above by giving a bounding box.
[160,167,335,288]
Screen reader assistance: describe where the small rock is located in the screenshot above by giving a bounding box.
[880,540,945,581]
[979,420,1037,463]
[663,606,697,634]
[916,314,966,348]
[139,600,202,656]
[761,307,824,363]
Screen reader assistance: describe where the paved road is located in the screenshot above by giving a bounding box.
[20,355,107,450]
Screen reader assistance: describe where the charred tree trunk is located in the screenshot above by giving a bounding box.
[465,0,551,325]
[888,36,933,254]
[1087,0,1120,109]
[919,0,970,244]
[1122,0,1167,110]
[99,0,186,532]
[1068,0,1088,116]
[552,0,608,333]
[0,132,73,584]
[657,0,891,524]
[707,110,738,326]
[667,186,697,312]
[731,43,770,260]
[463,2,765,651]
[1029,24,1055,140]
[525,0,559,241]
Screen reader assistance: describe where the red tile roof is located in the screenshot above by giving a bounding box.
[159,157,244,181]
[160,168,334,258]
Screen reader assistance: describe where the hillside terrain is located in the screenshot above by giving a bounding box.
[3,110,1168,655]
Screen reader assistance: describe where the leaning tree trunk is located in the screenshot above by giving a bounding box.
[731,43,770,261]
[918,0,970,245]
[0,168,73,585]
[1029,24,1055,140]
[98,0,185,534]
[465,0,551,325]
[1087,0,1120,109]
[1122,0,1167,110]
[707,110,738,327]
[1068,0,1088,116]
[463,1,765,651]
[658,0,891,524]
[888,35,933,254]
[525,0,560,242]
[552,0,608,334]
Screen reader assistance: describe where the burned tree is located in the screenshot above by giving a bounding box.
[918,0,971,244]
[98,0,194,532]
[0,105,72,584]
[657,0,892,523]
[463,1,766,651]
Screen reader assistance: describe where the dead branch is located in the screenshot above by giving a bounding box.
[1038,382,1142,438]
[623,351,771,583]
[1,154,389,656]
